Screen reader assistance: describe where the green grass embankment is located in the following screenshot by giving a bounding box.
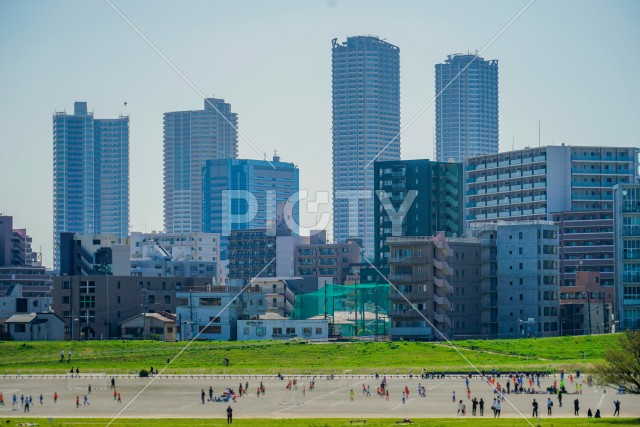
[0,334,616,374]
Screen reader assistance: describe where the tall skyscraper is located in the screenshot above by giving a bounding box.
[202,155,299,259]
[435,54,498,162]
[332,36,401,257]
[53,102,129,268]
[163,98,238,233]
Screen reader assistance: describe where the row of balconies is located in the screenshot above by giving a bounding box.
[388,309,429,319]
[388,256,428,265]
[388,273,428,283]
[467,155,547,171]
[388,290,430,301]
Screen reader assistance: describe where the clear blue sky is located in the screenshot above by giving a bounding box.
[1,0,638,268]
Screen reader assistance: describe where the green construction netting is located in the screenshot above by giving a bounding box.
[292,283,390,337]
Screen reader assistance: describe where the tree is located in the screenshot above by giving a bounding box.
[593,331,640,393]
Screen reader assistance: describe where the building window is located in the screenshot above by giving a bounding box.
[316,327,323,335]
[63,296,70,304]
[80,295,95,309]
[117,296,121,303]
[199,298,221,306]
[200,325,222,334]
[164,295,171,304]
[273,327,282,335]
[62,281,70,289]
[80,281,95,294]
[286,327,295,335]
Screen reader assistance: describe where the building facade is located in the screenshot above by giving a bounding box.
[374,160,463,266]
[0,216,40,267]
[435,54,498,162]
[448,239,483,340]
[614,183,640,330]
[53,102,129,267]
[227,229,277,282]
[294,240,361,285]
[553,210,615,288]
[120,312,176,341]
[559,271,613,335]
[386,235,453,340]
[130,231,220,279]
[163,98,238,233]
[465,145,639,225]
[471,221,560,339]
[250,278,297,318]
[3,313,64,341]
[237,315,329,341]
[175,287,264,341]
[59,233,130,276]
[332,36,401,256]
[202,156,299,258]
[52,275,208,340]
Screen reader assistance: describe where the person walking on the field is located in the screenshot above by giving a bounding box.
[479,398,484,416]
[227,405,233,424]
[532,398,539,418]
[614,399,621,416]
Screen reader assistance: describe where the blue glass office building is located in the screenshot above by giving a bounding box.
[53,102,129,267]
[332,36,401,257]
[202,156,299,259]
[436,54,498,162]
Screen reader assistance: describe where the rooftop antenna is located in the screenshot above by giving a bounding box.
[512,136,515,152]
[538,120,541,148]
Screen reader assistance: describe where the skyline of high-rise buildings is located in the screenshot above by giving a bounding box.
[52,101,129,268]
[331,36,401,257]
[163,98,238,234]
[436,53,499,163]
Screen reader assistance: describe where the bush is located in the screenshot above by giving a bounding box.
[139,369,149,377]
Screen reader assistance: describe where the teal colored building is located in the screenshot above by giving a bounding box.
[374,159,463,267]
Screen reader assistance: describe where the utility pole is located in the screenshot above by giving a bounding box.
[354,283,358,336]
[103,263,110,339]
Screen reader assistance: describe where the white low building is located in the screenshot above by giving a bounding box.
[237,313,329,341]
[3,312,64,341]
